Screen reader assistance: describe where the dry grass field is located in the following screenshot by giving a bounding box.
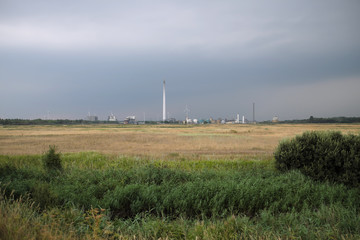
[1,123,359,159]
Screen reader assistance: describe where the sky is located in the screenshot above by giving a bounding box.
[1,0,360,121]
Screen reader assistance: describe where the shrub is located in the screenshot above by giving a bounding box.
[274,131,360,187]
[29,182,58,209]
[42,145,63,172]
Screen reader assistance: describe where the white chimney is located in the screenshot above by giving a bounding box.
[163,80,166,121]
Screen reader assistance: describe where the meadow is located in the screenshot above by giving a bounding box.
[1,123,359,157]
[0,123,360,239]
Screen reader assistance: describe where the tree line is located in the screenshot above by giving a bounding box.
[0,119,105,125]
[279,116,360,124]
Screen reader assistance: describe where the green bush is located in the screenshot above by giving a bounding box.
[42,145,63,172]
[30,182,59,209]
[274,131,360,187]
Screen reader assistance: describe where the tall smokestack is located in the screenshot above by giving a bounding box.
[163,80,166,122]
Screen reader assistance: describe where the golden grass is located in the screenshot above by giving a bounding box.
[0,124,359,159]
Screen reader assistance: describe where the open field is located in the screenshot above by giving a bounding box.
[1,123,359,157]
[1,123,360,239]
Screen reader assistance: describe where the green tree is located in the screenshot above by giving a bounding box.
[42,145,63,172]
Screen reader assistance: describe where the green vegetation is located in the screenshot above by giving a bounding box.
[42,145,63,173]
[1,151,360,239]
[278,116,360,124]
[275,131,360,187]
[0,118,92,125]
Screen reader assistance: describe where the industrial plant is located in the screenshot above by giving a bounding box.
[163,80,166,122]
[87,113,98,122]
[80,81,259,125]
[108,113,117,122]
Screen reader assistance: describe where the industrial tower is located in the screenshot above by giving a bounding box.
[163,80,166,122]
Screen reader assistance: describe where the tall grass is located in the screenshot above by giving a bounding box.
[1,189,359,239]
[1,153,360,239]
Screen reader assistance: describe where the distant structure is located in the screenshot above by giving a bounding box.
[242,115,245,124]
[272,116,279,123]
[185,118,193,124]
[168,118,177,123]
[87,113,98,122]
[235,114,240,123]
[163,80,166,122]
[108,113,117,122]
[184,105,190,120]
[124,116,136,124]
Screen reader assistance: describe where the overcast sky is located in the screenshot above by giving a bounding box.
[1,0,360,121]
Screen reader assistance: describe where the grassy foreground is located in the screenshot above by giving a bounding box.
[1,152,360,239]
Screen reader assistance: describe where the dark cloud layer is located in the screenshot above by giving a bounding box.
[1,1,360,120]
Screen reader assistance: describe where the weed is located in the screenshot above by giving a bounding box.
[42,145,62,173]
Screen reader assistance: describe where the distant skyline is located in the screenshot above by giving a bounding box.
[1,0,360,121]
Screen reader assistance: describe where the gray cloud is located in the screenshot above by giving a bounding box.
[1,0,360,120]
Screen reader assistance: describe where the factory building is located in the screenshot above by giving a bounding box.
[108,113,117,122]
[272,116,279,123]
[87,115,98,122]
[124,116,136,124]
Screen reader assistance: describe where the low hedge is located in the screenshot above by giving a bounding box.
[274,131,360,187]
